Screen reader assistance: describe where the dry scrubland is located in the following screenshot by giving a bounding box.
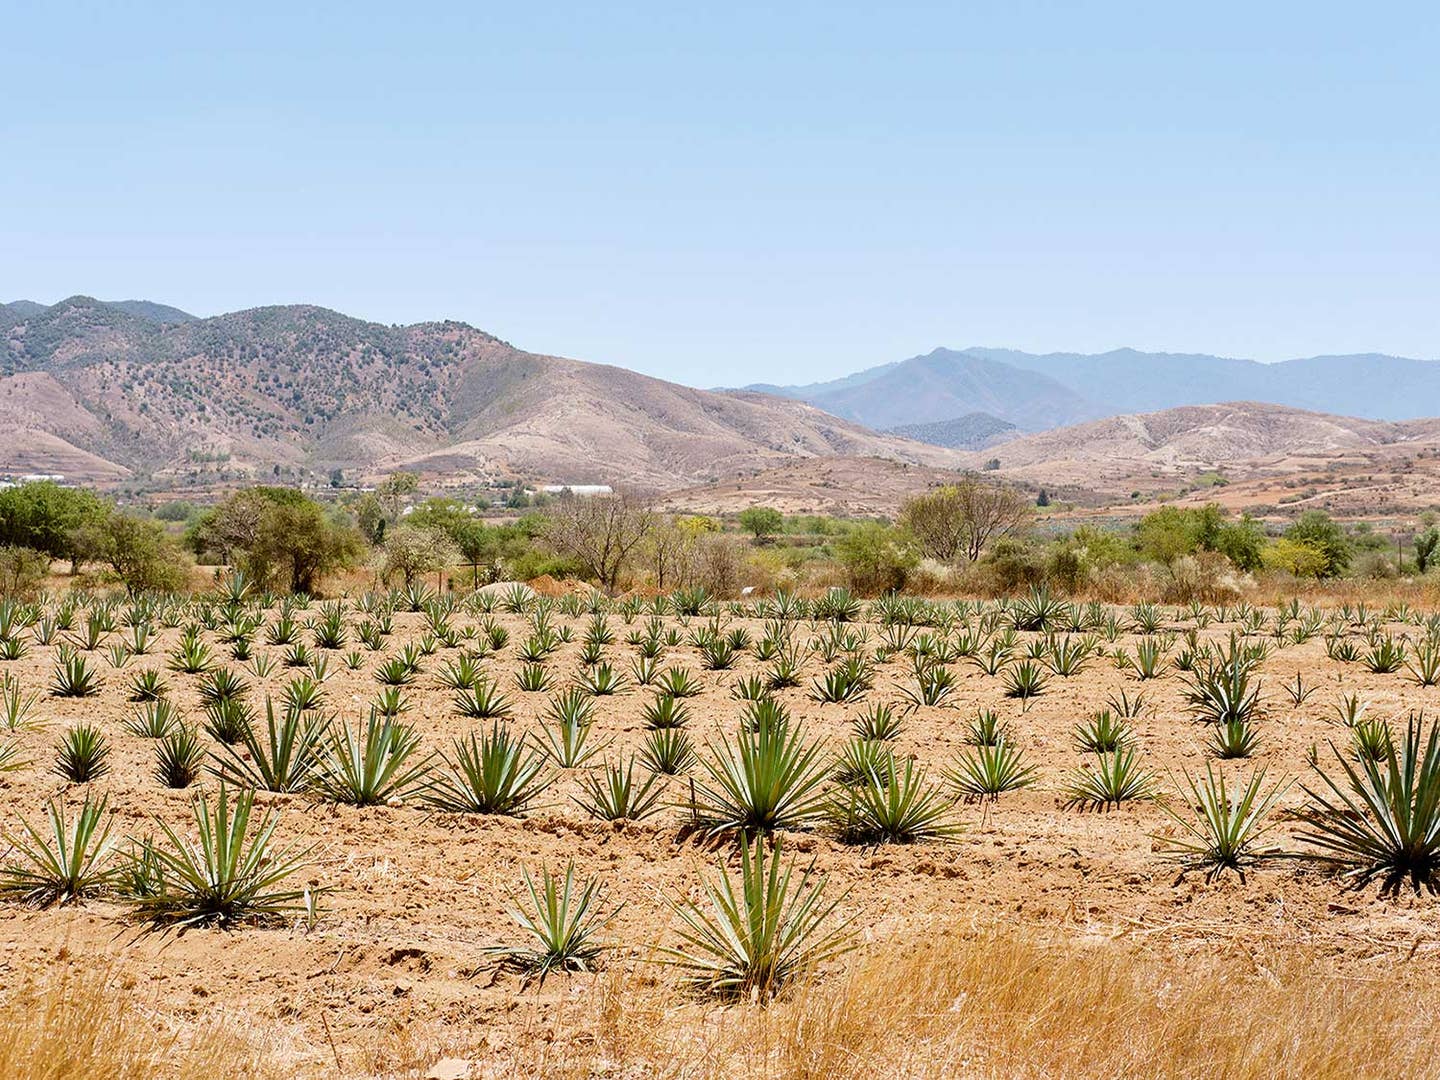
[5,584,1440,1077]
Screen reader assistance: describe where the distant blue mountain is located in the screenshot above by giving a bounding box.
[744,345,1440,431]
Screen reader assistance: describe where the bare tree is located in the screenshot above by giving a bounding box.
[899,477,1030,563]
[542,494,655,594]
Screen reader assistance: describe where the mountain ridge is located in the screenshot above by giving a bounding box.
[748,345,1440,430]
[0,295,962,491]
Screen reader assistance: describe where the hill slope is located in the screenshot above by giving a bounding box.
[960,401,1440,494]
[0,296,961,490]
[887,412,1017,449]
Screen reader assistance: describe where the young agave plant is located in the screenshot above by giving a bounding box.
[639,727,697,776]
[0,794,118,907]
[422,725,553,815]
[1300,713,1440,894]
[311,712,430,806]
[690,718,831,836]
[659,835,854,1001]
[124,784,317,930]
[573,756,666,821]
[828,756,960,844]
[1157,764,1292,882]
[154,727,207,789]
[53,724,111,784]
[211,699,328,793]
[945,740,1037,800]
[1063,747,1155,810]
[487,861,616,985]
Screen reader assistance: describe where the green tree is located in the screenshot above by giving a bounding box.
[1416,527,1440,573]
[98,513,189,594]
[834,522,918,594]
[1284,511,1351,577]
[738,506,783,543]
[1261,537,1329,578]
[0,481,109,568]
[379,523,459,589]
[199,488,362,593]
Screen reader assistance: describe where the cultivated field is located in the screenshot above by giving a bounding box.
[4,582,1440,1078]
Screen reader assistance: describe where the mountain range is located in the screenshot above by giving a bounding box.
[747,345,1440,438]
[0,297,960,490]
[7,295,1440,515]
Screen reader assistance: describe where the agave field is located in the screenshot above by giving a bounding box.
[5,579,1440,1075]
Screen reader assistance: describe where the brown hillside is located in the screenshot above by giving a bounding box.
[0,298,962,490]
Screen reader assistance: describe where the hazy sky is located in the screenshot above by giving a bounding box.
[4,2,1437,385]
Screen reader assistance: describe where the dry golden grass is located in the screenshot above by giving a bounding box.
[0,968,279,1080]
[463,926,1440,1080]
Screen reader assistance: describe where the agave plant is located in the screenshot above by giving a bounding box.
[965,709,1012,748]
[452,679,514,720]
[1063,747,1155,810]
[0,794,118,906]
[641,694,691,730]
[899,664,958,709]
[1209,716,1259,759]
[828,756,960,844]
[851,702,902,742]
[154,727,207,789]
[50,649,101,697]
[659,836,853,1000]
[830,738,895,788]
[689,718,830,836]
[577,662,628,697]
[1156,764,1292,882]
[53,724,110,783]
[1001,659,1048,702]
[124,784,316,929]
[0,673,39,732]
[1300,713,1440,894]
[1073,710,1132,754]
[487,861,615,984]
[1182,655,1262,726]
[422,725,554,815]
[210,699,327,793]
[639,727,697,776]
[311,712,430,806]
[574,757,666,821]
[202,698,256,745]
[945,739,1037,800]
[656,667,704,698]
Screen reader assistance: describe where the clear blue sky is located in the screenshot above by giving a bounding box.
[4,2,1437,385]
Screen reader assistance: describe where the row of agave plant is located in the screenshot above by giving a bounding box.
[3,579,1440,999]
